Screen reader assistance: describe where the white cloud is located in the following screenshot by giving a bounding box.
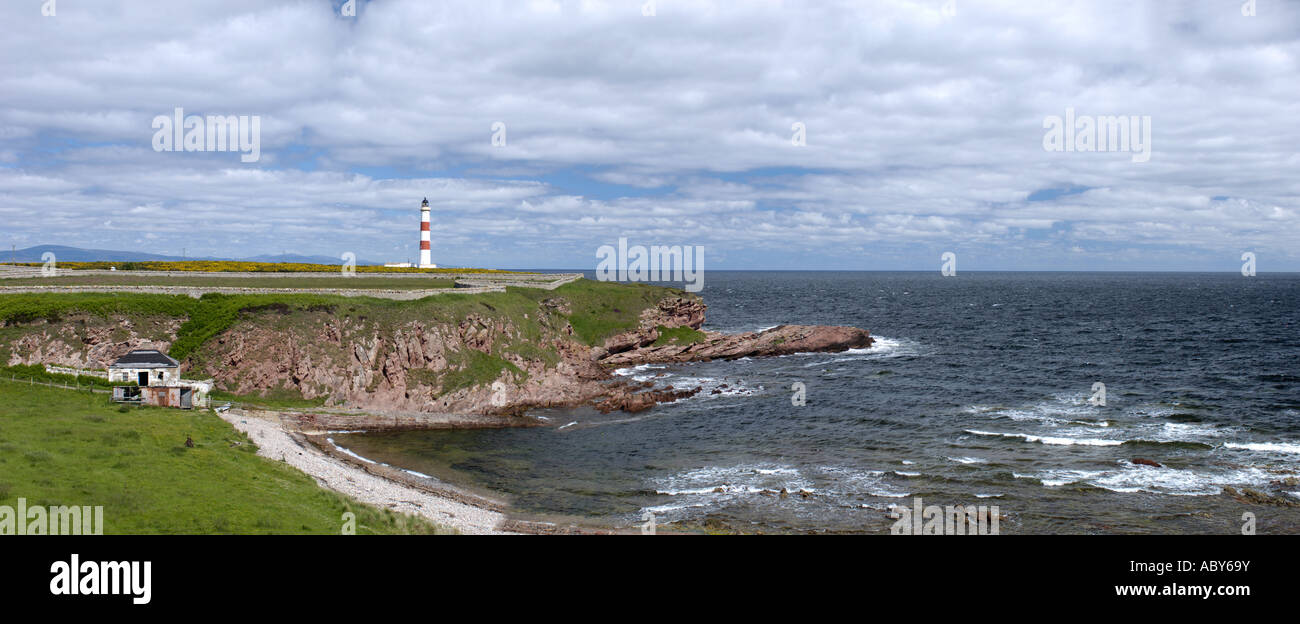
[0,0,1297,269]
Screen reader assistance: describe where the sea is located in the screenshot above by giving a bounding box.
[334,271,1300,534]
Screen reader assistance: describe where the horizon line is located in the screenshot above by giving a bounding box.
[510,268,1297,274]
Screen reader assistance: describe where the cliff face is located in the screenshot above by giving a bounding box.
[199,310,613,414]
[0,281,870,418]
[197,295,717,414]
[3,313,179,368]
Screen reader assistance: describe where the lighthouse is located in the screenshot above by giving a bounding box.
[418,197,436,268]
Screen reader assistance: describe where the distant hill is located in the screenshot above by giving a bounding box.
[3,245,192,263]
[4,245,377,266]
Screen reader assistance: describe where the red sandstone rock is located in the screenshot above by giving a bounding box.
[593,384,702,414]
[599,324,873,366]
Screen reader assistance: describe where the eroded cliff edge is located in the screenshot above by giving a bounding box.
[0,280,870,423]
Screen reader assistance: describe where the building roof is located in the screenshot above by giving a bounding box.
[109,349,179,368]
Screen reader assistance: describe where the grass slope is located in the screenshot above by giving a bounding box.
[0,379,452,534]
[653,325,706,346]
[552,280,682,346]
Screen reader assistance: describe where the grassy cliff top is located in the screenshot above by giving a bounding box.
[0,279,693,361]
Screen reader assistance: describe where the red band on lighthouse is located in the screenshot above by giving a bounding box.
[420,222,430,231]
[420,241,431,250]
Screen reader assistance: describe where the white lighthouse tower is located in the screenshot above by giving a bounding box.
[418,197,436,268]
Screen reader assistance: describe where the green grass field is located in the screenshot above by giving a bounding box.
[653,325,706,346]
[0,379,453,534]
[552,279,682,346]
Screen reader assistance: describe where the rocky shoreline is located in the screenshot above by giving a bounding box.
[256,318,873,427]
[534,300,871,418]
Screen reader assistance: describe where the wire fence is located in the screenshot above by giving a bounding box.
[4,374,112,394]
[3,374,239,413]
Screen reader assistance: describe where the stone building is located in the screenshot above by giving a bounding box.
[109,349,211,409]
[108,349,180,386]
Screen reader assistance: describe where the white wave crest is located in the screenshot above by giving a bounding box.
[1224,441,1300,455]
[326,437,377,464]
[966,429,1123,446]
[1015,464,1274,496]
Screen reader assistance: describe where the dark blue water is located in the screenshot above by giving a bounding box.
[339,272,1300,534]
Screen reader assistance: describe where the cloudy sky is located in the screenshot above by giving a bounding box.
[2,0,1298,270]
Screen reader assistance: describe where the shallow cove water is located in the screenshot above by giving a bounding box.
[336,271,1300,533]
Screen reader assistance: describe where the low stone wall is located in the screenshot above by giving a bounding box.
[0,285,467,300]
[0,266,44,278]
[0,273,584,300]
[45,365,109,379]
[0,266,570,282]
[456,274,584,289]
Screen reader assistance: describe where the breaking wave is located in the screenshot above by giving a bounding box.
[1224,441,1300,455]
[966,429,1124,446]
[1014,462,1276,496]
